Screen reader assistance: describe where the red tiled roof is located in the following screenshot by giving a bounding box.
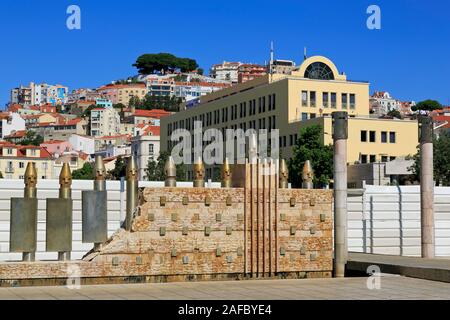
[133,109,171,119]
[8,104,23,112]
[97,83,146,91]
[144,126,160,136]
[0,143,53,159]
[4,130,27,139]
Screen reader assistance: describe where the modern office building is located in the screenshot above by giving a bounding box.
[161,55,419,179]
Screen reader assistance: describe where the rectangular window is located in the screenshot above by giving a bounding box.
[262,96,266,113]
[370,155,376,163]
[381,131,388,143]
[361,155,368,164]
[310,113,316,119]
[390,132,396,143]
[301,91,308,107]
[381,156,388,163]
[331,93,337,108]
[310,91,316,107]
[290,135,294,146]
[302,113,308,121]
[272,94,276,110]
[243,102,247,117]
[341,93,348,109]
[323,92,329,108]
[390,156,396,161]
[258,97,262,113]
[361,131,367,142]
[350,94,356,109]
[369,131,376,143]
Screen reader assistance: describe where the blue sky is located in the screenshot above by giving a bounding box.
[0,0,449,107]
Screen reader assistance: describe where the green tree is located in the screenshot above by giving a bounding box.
[128,95,141,109]
[133,53,199,75]
[412,100,443,112]
[410,131,450,186]
[108,156,127,180]
[72,163,94,180]
[82,104,98,118]
[141,94,181,112]
[288,125,333,188]
[145,151,186,181]
[387,109,402,119]
[18,131,44,146]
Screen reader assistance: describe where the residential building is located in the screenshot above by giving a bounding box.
[10,82,68,107]
[269,59,296,75]
[90,107,121,137]
[69,134,96,157]
[67,88,102,104]
[97,83,147,106]
[121,108,170,136]
[3,130,27,144]
[0,113,26,139]
[210,61,241,83]
[30,118,88,141]
[174,82,230,101]
[238,64,267,83]
[40,140,73,158]
[146,76,175,97]
[161,55,419,179]
[131,125,161,180]
[94,134,129,152]
[0,142,53,180]
[370,91,401,115]
[53,151,89,178]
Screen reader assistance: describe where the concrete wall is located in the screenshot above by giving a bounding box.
[0,179,220,262]
[348,185,450,257]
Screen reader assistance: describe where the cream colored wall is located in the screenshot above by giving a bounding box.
[0,158,54,180]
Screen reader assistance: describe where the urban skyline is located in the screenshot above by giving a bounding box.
[1,0,450,107]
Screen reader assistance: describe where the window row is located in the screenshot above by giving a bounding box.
[167,94,277,135]
[301,91,356,109]
[361,130,396,143]
[360,155,397,164]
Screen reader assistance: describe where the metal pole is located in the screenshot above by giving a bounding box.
[419,116,435,258]
[125,156,138,231]
[222,158,232,188]
[332,111,348,277]
[58,163,72,261]
[164,156,177,187]
[23,162,37,262]
[193,157,205,188]
[279,159,289,189]
[93,155,106,251]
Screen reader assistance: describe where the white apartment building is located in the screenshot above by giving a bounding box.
[0,113,26,139]
[131,125,160,180]
[209,61,242,83]
[90,107,121,137]
[370,91,401,115]
[69,134,96,156]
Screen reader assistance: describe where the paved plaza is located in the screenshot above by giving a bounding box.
[0,275,449,300]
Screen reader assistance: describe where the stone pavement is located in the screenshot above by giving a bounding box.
[0,275,449,300]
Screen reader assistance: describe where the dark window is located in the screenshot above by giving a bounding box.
[381,131,387,143]
[361,154,368,164]
[350,94,356,109]
[370,155,376,163]
[302,113,308,121]
[304,62,335,80]
[331,93,337,108]
[341,93,348,109]
[310,113,316,119]
[369,131,376,142]
[290,135,293,146]
[390,156,396,161]
[381,156,388,163]
[390,132,396,143]
[310,91,316,107]
[323,92,329,108]
[361,131,367,142]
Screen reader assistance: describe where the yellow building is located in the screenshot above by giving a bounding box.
[97,83,147,106]
[160,56,418,178]
[0,143,54,180]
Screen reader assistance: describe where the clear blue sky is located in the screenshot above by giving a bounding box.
[0,0,449,107]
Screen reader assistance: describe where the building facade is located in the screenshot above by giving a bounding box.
[210,61,241,83]
[90,108,121,137]
[131,126,161,180]
[97,83,147,106]
[0,113,26,139]
[161,56,419,179]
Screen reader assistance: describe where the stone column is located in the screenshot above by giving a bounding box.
[332,112,348,277]
[125,156,138,231]
[419,116,435,258]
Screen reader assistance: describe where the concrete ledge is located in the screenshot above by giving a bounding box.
[0,271,332,288]
[347,252,450,283]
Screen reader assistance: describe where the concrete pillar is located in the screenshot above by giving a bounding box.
[419,116,435,258]
[125,156,138,232]
[58,163,72,261]
[332,112,348,277]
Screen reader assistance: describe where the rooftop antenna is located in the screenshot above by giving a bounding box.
[304,47,307,61]
[269,41,274,78]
